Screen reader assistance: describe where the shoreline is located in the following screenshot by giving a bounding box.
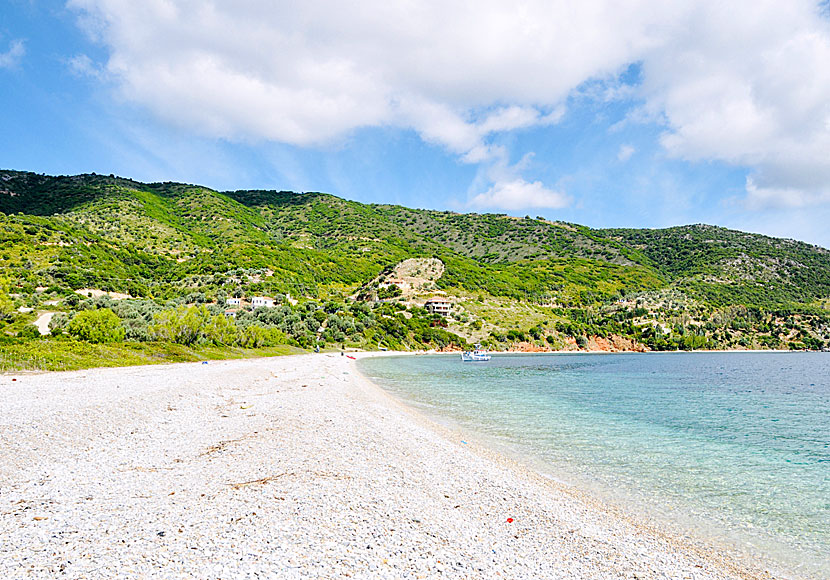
[353,352,815,580]
[0,344,806,377]
[0,353,793,579]
[361,346,798,356]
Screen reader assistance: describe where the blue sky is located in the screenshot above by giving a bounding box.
[3,1,830,248]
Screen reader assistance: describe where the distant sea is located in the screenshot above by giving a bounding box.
[358,352,830,578]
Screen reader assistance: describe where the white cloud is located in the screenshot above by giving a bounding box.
[639,1,830,208]
[65,0,654,186]
[617,144,636,162]
[0,39,25,69]
[68,54,106,79]
[470,179,571,210]
[478,105,562,134]
[67,0,830,210]
[743,177,830,209]
[468,150,572,211]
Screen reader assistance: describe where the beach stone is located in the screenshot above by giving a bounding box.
[0,355,780,580]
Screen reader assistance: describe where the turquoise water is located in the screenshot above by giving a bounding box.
[358,352,830,578]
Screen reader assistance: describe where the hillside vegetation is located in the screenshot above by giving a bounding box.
[2,169,829,369]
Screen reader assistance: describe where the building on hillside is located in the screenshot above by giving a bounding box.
[424,296,452,315]
[226,297,242,306]
[224,308,240,318]
[251,296,275,308]
[379,278,408,290]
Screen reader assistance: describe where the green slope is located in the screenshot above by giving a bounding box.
[2,169,829,359]
[3,169,829,310]
[603,225,830,308]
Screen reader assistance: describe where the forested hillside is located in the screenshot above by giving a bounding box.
[2,169,829,370]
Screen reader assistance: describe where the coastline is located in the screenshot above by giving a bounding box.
[423,348,795,355]
[0,353,788,579]
[355,351,820,579]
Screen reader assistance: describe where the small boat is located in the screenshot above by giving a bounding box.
[461,344,491,362]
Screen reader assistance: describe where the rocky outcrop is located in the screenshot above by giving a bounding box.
[586,335,649,352]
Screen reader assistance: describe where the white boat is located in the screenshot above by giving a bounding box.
[461,344,491,362]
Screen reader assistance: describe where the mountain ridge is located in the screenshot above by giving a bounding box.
[2,169,829,362]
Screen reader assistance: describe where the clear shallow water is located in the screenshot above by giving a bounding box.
[358,352,830,578]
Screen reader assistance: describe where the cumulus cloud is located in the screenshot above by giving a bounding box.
[468,150,571,210]
[0,39,25,69]
[641,1,830,208]
[67,0,606,151]
[67,0,830,210]
[470,179,571,210]
[743,177,830,209]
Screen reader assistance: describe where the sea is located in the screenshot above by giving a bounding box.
[358,352,830,579]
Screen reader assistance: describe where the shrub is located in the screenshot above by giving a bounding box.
[203,312,240,345]
[240,325,269,348]
[0,278,14,321]
[150,305,212,346]
[66,308,126,343]
[18,324,42,339]
[49,312,69,335]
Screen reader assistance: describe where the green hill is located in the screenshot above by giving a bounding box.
[602,225,830,307]
[1,169,829,368]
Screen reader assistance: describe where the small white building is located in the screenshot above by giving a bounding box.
[226,297,242,306]
[251,296,275,308]
[425,297,452,315]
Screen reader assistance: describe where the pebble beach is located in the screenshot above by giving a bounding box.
[0,353,781,579]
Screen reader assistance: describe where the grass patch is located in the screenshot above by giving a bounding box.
[0,339,305,372]
[460,295,551,330]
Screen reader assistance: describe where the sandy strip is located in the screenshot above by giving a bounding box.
[0,353,781,579]
[32,312,56,336]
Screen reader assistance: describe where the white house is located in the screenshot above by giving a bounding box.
[425,297,452,315]
[226,297,242,306]
[251,296,275,308]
